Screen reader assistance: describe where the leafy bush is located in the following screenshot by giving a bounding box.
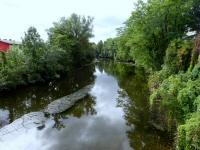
[148,67,172,93]
[177,79,200,119]
[165,39,193,73]
[177,112,200,150]
[0,66,27,90]
[150,73,189,121]
[0,46,27,90]
[191,57,200,79]
[150,57,200,150]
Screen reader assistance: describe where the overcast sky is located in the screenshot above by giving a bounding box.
[0,0,134,43]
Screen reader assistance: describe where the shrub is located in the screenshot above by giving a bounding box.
[148,67,172,93]
[191,57,200,79]
[177,79,200,119]
[177,112,200,150]
[150,74,189,121]
[165,39,193,73]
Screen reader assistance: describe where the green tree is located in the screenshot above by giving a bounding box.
[103,38,117,59]
[187,0,200,33]
[22,27,46,62]
[117,0,196,69]
[48,13,94,66]
[96,40,103,58]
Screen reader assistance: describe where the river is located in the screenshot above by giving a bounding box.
[0,61,172,150]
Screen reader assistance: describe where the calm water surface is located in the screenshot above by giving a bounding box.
[0,61,172,150]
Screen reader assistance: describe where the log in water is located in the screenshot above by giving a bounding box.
[0,112,46,139]
[44,84,93,114]
[0,84,93,139]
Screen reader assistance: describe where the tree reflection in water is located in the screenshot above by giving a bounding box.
[97,61,172,150]
[0,61,173,150]
[0,65,95,127]
[52,95,97,130]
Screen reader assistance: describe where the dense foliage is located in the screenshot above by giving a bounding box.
[98,0,200,149]
[149,57,200,149]
[48,14,94,67]
[98,0,199,69]
[0,14,95,91]
[96,38,118,59]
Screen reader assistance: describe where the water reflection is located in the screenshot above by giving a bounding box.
[44,116,132,150]
[98,61,172,150]
[52,96,97,130]
[65,96,97,118]
[0,61,172,150]
[0,65,95,127]
[43,67,132,150]
[0,109,9,127]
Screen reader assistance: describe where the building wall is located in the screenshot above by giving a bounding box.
[0,41,11,52]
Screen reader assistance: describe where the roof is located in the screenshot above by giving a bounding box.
[0,39,21,45]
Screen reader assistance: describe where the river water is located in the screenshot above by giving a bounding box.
[0,61,172,150]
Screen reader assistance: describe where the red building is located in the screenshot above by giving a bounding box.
[0,40,11,52]
[0,39,21,52]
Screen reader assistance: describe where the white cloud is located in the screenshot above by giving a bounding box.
[0,0,134,43]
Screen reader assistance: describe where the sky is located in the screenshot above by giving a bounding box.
[0,0,134,43]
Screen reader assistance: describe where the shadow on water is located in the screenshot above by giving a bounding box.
[0,61,172,150]
[0,65,95,126]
